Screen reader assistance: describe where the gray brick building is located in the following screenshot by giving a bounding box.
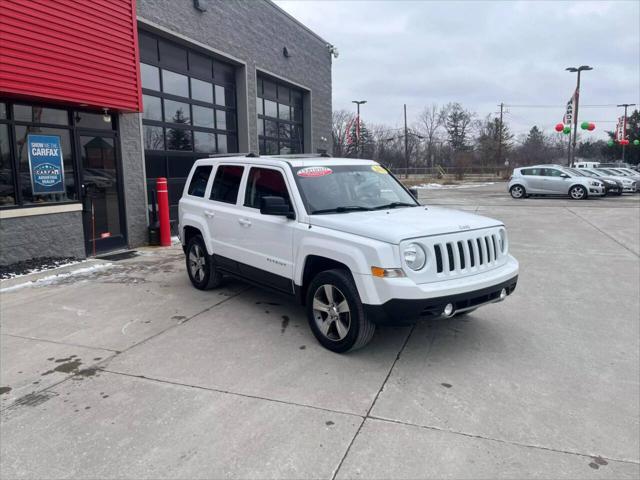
[0,0,333,266]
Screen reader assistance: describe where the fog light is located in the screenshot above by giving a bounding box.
[500,288,507,300]
[443,303,454,316]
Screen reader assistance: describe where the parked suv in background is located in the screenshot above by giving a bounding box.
[179,154,519,352]
[509,165,605,199]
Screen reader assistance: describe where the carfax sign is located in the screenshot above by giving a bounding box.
[27,134,65,195]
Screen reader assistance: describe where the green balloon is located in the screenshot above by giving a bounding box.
[634,139,640,146]
[563,126,571,134]
[581,121,590,130]
[607,140,614,147]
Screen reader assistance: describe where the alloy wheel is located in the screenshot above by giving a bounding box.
[312,284,351,341]
[189,244,207,282]
[570,186,585,200]
[511,186,524,198]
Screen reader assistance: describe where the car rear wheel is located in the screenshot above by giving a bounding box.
[510,185,526,199]
[186,235,223,290]
[306,269,375,353]
[569,185,587,200]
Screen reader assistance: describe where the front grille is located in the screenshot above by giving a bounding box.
[433,232,503,275]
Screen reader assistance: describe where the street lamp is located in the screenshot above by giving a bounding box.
[352,100,367,157]
[565,65,593,166]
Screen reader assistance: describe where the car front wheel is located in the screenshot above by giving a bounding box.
[186,235,223,290]
[306,269,375,353]
[569,185,587,200]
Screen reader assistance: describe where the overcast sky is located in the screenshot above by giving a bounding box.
[275,0,639,141]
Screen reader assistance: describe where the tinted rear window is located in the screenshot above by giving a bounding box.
[187,165,212,197]
[210,165,244,204]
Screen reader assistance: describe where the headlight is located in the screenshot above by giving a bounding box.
[623,179,632,184]
[589,181,601,186]
[403,243,427,270]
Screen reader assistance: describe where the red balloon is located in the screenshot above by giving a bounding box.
[555,123,564,132]
[621,139,629,145]
[587,123,595,131]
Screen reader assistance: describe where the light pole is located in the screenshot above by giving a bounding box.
[617,103,636,163]
[566,65,593,166]
[352,100,366,157]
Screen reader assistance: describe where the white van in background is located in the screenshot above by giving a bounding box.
[574,161,600,169]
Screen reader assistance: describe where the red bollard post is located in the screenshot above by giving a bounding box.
[156,177,171,247]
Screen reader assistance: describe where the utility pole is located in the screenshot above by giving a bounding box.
[404,104,409,176]
[617,103,636,163]
[566,65,593,166]
[351,100,366,158]
[496,102,504,167]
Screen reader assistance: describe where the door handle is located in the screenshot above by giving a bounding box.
[204,210,215,218]
[238,218,252,227]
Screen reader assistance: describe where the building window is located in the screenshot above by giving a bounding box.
[0,100,114,209]
[139,30,238,219]
[257,76,303,155]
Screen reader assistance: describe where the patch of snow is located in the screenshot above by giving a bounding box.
[0,263,113,293]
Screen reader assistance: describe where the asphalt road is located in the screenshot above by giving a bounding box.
[1,183,639,479]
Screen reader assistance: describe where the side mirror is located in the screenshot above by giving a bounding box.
[409,187,419,199]
[560,173,570,178]
[260,196,294,219]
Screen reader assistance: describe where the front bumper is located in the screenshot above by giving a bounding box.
[364,276,518,325]
[588,186,605,196]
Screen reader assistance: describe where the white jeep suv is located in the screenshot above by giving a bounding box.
[179,155,519,352]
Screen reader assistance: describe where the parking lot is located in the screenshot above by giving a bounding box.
[1,182,638,479]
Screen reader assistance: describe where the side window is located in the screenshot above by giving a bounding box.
[187,165,212,197]
[524,168,540,176]
[210,165,244,204]
[545,169,563,177]
[520,169,530,176]
[244,167,291,210]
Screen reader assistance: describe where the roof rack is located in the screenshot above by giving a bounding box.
[266,153,333,158]
[208,152,255,158]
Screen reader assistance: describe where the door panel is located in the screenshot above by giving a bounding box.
[231,166,295,291]
[79,134,126,255]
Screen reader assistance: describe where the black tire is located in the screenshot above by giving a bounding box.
[305,269,375,353]
[510,184,526,199]
[569,184,587,200]
[185,235,223,290]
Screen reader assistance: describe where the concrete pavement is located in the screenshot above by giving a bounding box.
[1,183,638,479]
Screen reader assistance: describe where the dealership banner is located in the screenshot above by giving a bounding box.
[27,134,65,194]
[615,116,626,141]
[563,88,578,125]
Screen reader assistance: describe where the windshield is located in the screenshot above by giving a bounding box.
[565,168,585,176]
[582,169,601,177]
[291,164,418,214]
[596,168,618,176]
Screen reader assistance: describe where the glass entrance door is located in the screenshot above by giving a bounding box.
[78,133,126,255]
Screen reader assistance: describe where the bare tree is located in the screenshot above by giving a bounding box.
[417,103,443,167]
[332,109,354,157]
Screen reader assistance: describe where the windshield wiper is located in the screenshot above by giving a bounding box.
[372,201,417,210]
[311,205,373,214]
